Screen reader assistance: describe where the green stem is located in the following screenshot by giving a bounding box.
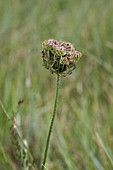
[41,74,60,170]
[0,100,37,170]
[0,100,10,120]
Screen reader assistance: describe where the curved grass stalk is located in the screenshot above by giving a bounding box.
[0,100,37,170]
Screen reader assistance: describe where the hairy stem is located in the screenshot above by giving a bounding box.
[41,74,60,170]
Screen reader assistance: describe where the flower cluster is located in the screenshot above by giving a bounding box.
[42,39,82,76]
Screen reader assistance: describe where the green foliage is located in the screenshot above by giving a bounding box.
[0,0,113,169]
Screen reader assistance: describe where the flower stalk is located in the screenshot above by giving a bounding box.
[41,74,60,170]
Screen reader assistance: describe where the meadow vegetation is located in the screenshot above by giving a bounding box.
[0,0,113,169]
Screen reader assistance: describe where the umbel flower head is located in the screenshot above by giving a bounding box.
[42,39,82,76]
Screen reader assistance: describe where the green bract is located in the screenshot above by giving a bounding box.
[42,39,82,76]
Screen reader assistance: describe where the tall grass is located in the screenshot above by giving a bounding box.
[0,0,113,169]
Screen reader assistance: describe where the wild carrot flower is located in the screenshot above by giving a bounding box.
[41,39,82,170]
[42,39,82,76]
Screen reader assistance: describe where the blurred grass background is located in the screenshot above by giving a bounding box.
[0,0,113,169]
